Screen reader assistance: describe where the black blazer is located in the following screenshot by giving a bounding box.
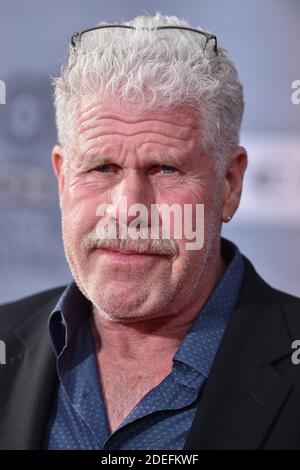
[0,254,300,450]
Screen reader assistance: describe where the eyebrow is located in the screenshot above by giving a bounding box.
[82,153,113,166]
[81,153,188,168]
[147,154,188,166]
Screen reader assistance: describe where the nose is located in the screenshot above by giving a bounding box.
[106,170,154,228]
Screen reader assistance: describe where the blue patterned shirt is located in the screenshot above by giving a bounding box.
[44,238,244,450]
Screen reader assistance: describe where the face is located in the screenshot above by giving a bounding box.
[52,95,247,322]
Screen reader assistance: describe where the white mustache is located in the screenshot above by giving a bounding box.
[80,220,178,258]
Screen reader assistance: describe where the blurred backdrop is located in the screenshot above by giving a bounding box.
[0,0,299,302]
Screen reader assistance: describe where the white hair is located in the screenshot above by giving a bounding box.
[53,11,244,177]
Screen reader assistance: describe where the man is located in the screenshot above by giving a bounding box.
[0,12,299,450]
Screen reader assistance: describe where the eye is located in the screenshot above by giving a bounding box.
[159,165,177,174]
[95,164,117,173]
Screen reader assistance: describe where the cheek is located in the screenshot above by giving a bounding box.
[158,173,214,204]
[61,188,102,244]
[156,184,212,236]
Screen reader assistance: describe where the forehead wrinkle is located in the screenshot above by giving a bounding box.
[79,131,195,151]
[78,120,198,156]
[77,131,198,162]
[77,139,195,169]
[78,105,199,130]
[77,121,197,145]
[77,112,199,140]
[78,113,199,132]
[140,139,196,159]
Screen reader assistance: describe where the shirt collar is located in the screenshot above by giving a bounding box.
[48,281,91,358]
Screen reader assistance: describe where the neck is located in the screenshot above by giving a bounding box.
[90,248,227,368]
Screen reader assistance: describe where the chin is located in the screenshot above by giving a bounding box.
[91,290,172,323]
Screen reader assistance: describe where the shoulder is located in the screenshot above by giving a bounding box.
[272,288,300,338]
[240,254,300,338]
[0,286,66,337]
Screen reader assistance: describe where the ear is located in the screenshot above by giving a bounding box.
[221,146,248,221]
[51,145,65,208]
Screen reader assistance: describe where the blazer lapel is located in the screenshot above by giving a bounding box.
[0,294,61,450]
[184,258,294,450]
